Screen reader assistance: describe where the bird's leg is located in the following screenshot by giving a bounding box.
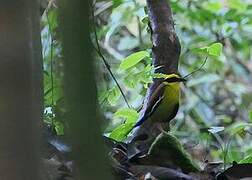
[163,122,170,132]
[157,123,170,133]
[157,123,169,133]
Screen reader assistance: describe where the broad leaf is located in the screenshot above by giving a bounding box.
[204,2,222,12]
[228,0,247,12]
[109,123,134,141]
[114,108,139,124]
[208,43,223,57]
[226,122,252,136]
[107,87,121,106]
[54,121,64,135]
[240,154,252,163]
[119,51,149,70]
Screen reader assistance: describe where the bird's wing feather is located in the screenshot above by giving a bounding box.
[148,95,164,117]
[134,83,166,127]
[144,83,166,117]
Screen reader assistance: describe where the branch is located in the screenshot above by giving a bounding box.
[147,0,180,74]
[146,0,181,92]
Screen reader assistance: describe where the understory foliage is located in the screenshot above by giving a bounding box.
[42,0,252,168]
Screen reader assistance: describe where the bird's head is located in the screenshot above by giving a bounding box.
[164,73,186,83]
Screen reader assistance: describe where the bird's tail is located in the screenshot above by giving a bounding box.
[133,115,146,128]
[126,116,146,142]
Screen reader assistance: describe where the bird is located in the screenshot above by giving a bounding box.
[134,73,186,128]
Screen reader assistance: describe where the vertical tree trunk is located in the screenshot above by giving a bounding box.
[0,1,43,180]
[145,0,181,118]
[144,0,181,124]
[130,0,181,147]
[59,1,112,179]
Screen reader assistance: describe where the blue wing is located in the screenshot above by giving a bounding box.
[134,95,164,127]
[134,115,146,128]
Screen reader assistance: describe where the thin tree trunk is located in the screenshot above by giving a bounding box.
[130,0,181,146]
[59,1,112,179]
[0,1,43,180]
[144,0,181,124]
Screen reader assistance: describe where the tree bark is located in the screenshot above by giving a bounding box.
[59,1,112,179]
[130,0,181,147]
[146,0,181,115]
[0,1,43,180]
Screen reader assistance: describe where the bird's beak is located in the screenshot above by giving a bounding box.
[180,78,187,82]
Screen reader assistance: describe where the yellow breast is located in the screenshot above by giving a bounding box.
[151,82,180,123]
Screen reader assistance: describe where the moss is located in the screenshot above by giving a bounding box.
[148,132,200,173]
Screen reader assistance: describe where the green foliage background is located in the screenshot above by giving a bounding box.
[41,0,252,167]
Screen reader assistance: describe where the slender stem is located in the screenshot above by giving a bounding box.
[183,57,208,79]
[223,138,231,170]
[92,6,131,108]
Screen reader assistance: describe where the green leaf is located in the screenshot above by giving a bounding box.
[226,122,252,136]
[191,46,209,56]
[54,121,64,135]
[240,154,252,163]
[107,87,121,106]
[249,110,252,123]
[228,0,247,12]
[141,16,149,24]
[114,108,139,124]
[109,123,134,141]
[204,2,222,12]
[228,150,241,162]
[124,64,153,89]
[113,0,123,8]
[48,9,58,31]
[124,75,138,88]
[192,43,223,57]
[110,108,139,141]
[208,43,223,57]
[119,51,149,70]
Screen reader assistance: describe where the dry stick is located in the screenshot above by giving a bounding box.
[92,7,131,108]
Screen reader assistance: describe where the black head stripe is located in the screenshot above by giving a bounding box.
[165,77,181,83]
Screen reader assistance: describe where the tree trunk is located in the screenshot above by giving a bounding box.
[59,1,112,179]
[0,1,43,180]
[130,0,181,148]
[145,0,181,124]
